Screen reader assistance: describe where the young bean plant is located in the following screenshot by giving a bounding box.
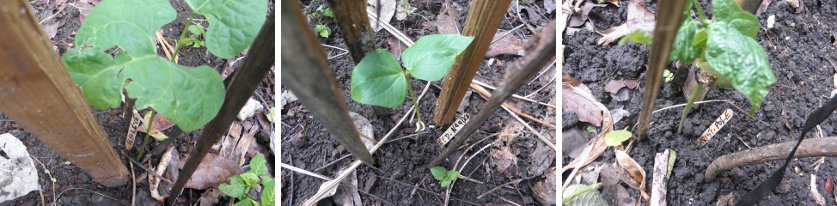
[220,153,274,206]
[624,0,775,132]
[60,0,267,158]
[350,34,474,129]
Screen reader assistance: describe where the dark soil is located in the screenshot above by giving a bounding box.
[281,0,556,205]
[1,0,275,205]
[563,0,837,205]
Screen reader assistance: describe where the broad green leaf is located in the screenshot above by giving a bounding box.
[440,179,452,188]
[185,0,268,58]
[618,30,652,45]
[429,166,447,181]
[401,34,474,81]
[712,0,759,37]
[704,22,774,113]
[604,130,632,146]
[62,48,225,132]
[445,170,459,181]
[249,154,267,176]
[350,49,407,108]
[323,8,334,18]
[241,172,259,187]
[691,28,708,48]
[670,19,702,63]
[234,198,257,206]
[188,24,205,35]
[261,178,275,206]
[563,184,607,206]
[75,0,176,55]
[220,175,248,198]
[61,49,125,109]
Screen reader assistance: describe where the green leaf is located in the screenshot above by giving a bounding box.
[62,48,225,132]
[323,8,334,18]
[234,198,257,206]
[445,170,459,181]
[401,34,474,81]
[185,0,268,58]
[586,125,596,133]
[75,0,176,55]
[670,19,702,63]
[188,24,205,35]
[604,130,632,146]
[663,70,673,82]
[249,153,267,176]
[563,184,607,206]
[440,179,452,188]
[618,30,652,45]
[267,107,276,123]
[350,49,407,108]
[429,166,447,181]
[241,172,259,187]
[261,178,275,206]
[704,22,775,113]
[320,27,331,38]
[712,0,759,37]
[220,175,248,198]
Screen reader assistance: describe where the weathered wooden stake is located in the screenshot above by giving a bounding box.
[326,0,375,64]
[430,21,555,167]
[281,1,375,166]
[0,1,129,187]
[433,0,511,126]
[166,13,275,205]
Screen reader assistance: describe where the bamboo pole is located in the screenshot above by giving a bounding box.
[281,0,375,166]
[433,0,512,126]
[326,0,375,63]
[0,1,129,187]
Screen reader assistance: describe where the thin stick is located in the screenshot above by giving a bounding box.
[128,158,136,206]
[472,79,555,108]
[705,137,837,181]
[55,188,120,203]
[118,150,173,184]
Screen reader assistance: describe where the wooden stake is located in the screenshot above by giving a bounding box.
[433,0,511,126]
[0,1,129,187]
[281,1,375,166]
[167,12,275,205]
[326,0,375,64]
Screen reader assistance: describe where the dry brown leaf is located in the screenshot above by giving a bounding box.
[183,153,243,189]
[604,79,640,94]
[561,73,613,189]
[489,147,517,175]
[74,0,98,23]
[614,150,650,205]
[139,113,175,134]
[198,188,221,206]
[562,73,603,126]
[596,0,655,45]
[569,2,607,28]
[487,33,526,57]
[367,0,397,32]
[531,168,556,205]
[427,0,460,34]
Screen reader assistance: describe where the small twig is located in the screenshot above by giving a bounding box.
[128,158,136,206]
[55,188,120,204]
[31,157,56,205]
[705,136,837,181]
[320,44,349,52]
[118,150,173,184]
[478,178,527,199]
[472,79,555,109]
[491,24,527,44]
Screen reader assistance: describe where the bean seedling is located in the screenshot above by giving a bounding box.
[310,5,334,38]
[219,153,274,206]
[429,166,458,188]
[350,34,473,129]
[60,0,267,159]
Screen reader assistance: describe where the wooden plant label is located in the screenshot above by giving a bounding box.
[697,108,734,146]
[438,113,470,147]
[125,109,142,151]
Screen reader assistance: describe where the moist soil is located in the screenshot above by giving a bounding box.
[563,0,837,205]
[281,0,556,205]
[1,0,275,205]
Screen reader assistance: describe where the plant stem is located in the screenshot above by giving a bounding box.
[678,85,703,134]
[690,0,708,21]
[136,110,157,160]
[172,14,196,60]
[404,72,422,134]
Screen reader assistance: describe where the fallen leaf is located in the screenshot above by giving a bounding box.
[569,2,607,28]
[812,175,826,206]
[826,176,833,193]
[427,0,460,34]
[74,0,98,23]
[486,33,526,57]
[596,0,655,45]
[183,153,243,189]
[238,98,264,120]
[394,0,415,20]
[349,112,376,150]
[387,37,406,59]
[333,170,363,206]
[614,150,650,205]
[562,73,603,126]
[139,112,175,141]
[528,140,556,177]
[490,147,517,175]
[198,188,221,206]
[604,79,640,94]
[43,22,63,40]
[367,0,396,32]
[562,129,591,159]
[531,168,556,205]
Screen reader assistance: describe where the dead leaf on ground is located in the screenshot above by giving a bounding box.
[425,0,460,34]
[569,2,607,28]
[333,170,363,206]
[531,168,556,205]
[562,73,603,126]
[74,0,99,23]
[139,112,176,140]
[489,147,518,175]
[562,129,591,159]
[198,188,222,206]
[367,0,396,32]
[604,79,640,94]
[394,0,415,20]
[596,0,655,45]
[183,153,243,190]
[527,140,556,177]
[486,33,526,57]
[387,37,406,59]
[43,22,63,40]
[614,150,650,205]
